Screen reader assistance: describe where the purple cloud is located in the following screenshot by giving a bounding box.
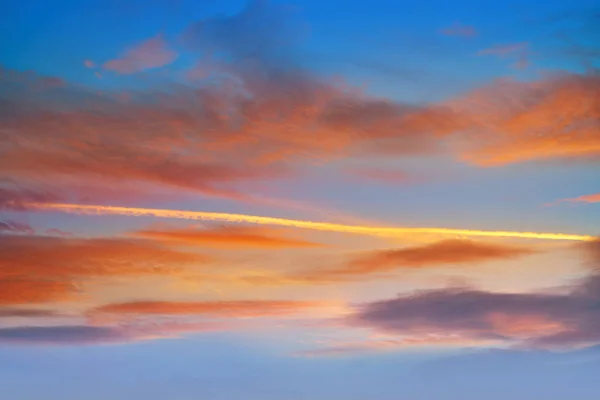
[349,240,600,350]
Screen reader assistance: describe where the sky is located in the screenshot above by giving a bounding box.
[0,0,599,399]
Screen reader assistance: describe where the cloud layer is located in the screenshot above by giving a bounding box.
[0,234,208,305]
[348,240,600,350]
[133,225,323,248]
[292,239,536,282]
[2,0,597,208]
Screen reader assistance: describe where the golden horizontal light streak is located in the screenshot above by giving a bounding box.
[27,202,595,242]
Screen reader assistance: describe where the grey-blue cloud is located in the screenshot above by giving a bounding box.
[350,239,600,350]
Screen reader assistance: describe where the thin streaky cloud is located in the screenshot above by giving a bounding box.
[26,202,596,242]
[548,193,600,205]
[132,225,325,248]
[92,300,332,317]
[292,240,536,283]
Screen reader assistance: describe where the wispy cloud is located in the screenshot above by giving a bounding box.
[0,321,228,346]
[292,240,536,283]
[478,42,529,57]
[28,202,596,242]
[1,12,597,210]
[0,279,76,306]
[550,193,600,205]
[0,234,209,305]
[451,73,600,165]
[92,300,328,318]
[297,335,499,357]
[0,220,34,234]
[0,308,62,318]
[478,42,530,69]
[132,225,324,249]
[103,34,178,74]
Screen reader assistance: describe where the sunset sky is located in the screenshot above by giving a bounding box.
[1,0,599,399]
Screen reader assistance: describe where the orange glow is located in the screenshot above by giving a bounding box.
[558,193,600,204]
[488,313,566,338]
[93,300,330,317]
[133,225,324,248]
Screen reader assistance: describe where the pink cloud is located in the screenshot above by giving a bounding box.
[549,193,600,205]
[103,34,178,74]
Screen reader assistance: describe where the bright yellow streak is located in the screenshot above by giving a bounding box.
[27,202,595,242]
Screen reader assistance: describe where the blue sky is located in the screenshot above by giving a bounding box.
[0,0,599,399]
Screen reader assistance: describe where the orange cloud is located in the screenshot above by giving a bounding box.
[0,234,209,305]
[453,73,600,165]
[132,225,323,248]
[0,279,75,306]
[553,193,600,204]
[103,34,178,74]
[1,28,596,209]
[292,239,536,282]
[0,235,209,280]
[93,300,327,318]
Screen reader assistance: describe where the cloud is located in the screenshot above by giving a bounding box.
[451,73,600,165]
[1,64,353,202]
[0,220,33,234]
[347,239,600,350]
[0,234,209,305]
[0,321,226,345]
[103,34,178,74]
[297,336,499,357]
[440,23,478,37]
[0,326,131,345]
[291,240,537,283]
[553,193,600,205]
[0,279,76,306]
[0,308,60,318]
[0,187,58,210]
[0,100,278,200]
[0,235,209,280]
[1,2,597,208]
[132,225,323,248]
[92,300,327,318]
[44,228,73,236]
[181,0,304,67]
[478,42,530,69]
[29,203,596,242]
[478,43,529,57]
